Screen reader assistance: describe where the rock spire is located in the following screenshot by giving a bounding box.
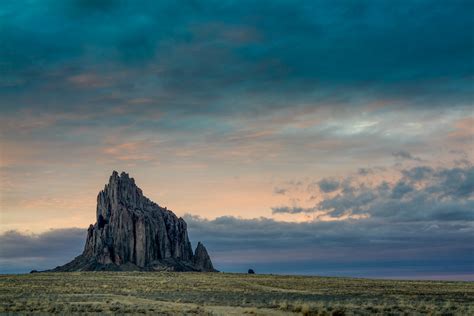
[52,171,217,272]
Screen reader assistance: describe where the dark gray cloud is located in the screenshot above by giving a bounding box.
[0,228,85,274]
[401,166,434,181]
[318,178,340,193]
[1,0,472,120]
[272,165,474,222]
[358,168,373,176]
[184,215,473,279]
[1,210,472,279]
[436,167,474,199]
[392,150,422,161]
[390,181,414,199]
[271,206,315,214]
[1,0,472,174]
[273,187,287,195]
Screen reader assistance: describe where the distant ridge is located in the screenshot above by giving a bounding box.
[51,171,217,272]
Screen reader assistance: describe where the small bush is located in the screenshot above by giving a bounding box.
[301,303,311,315]
[279,301,288,310]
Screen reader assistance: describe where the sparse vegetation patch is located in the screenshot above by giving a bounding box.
[1,272,472,315]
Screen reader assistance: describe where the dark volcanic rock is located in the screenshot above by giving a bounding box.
[193,242,217,272]
[52,171,216,272]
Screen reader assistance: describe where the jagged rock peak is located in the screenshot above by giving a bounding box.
[50,171,217,273]
[109,170,136,187]
[97,171,152,222]
[105,171,143,202]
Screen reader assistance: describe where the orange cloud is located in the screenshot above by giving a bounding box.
[448,117,474,142]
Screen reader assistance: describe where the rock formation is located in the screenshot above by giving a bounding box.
[52,171,217,272]
[193,242,216,272]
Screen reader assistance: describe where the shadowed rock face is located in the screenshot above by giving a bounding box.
[52,171,217,272]
[193,242,215,272]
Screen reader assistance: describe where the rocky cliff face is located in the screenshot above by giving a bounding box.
[53,171,216,272]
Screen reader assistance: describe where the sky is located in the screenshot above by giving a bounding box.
[0,0,473,279]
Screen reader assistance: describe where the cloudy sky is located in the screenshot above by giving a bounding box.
[0,0,473,279]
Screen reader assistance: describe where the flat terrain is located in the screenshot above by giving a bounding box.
[0,272,472,315]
